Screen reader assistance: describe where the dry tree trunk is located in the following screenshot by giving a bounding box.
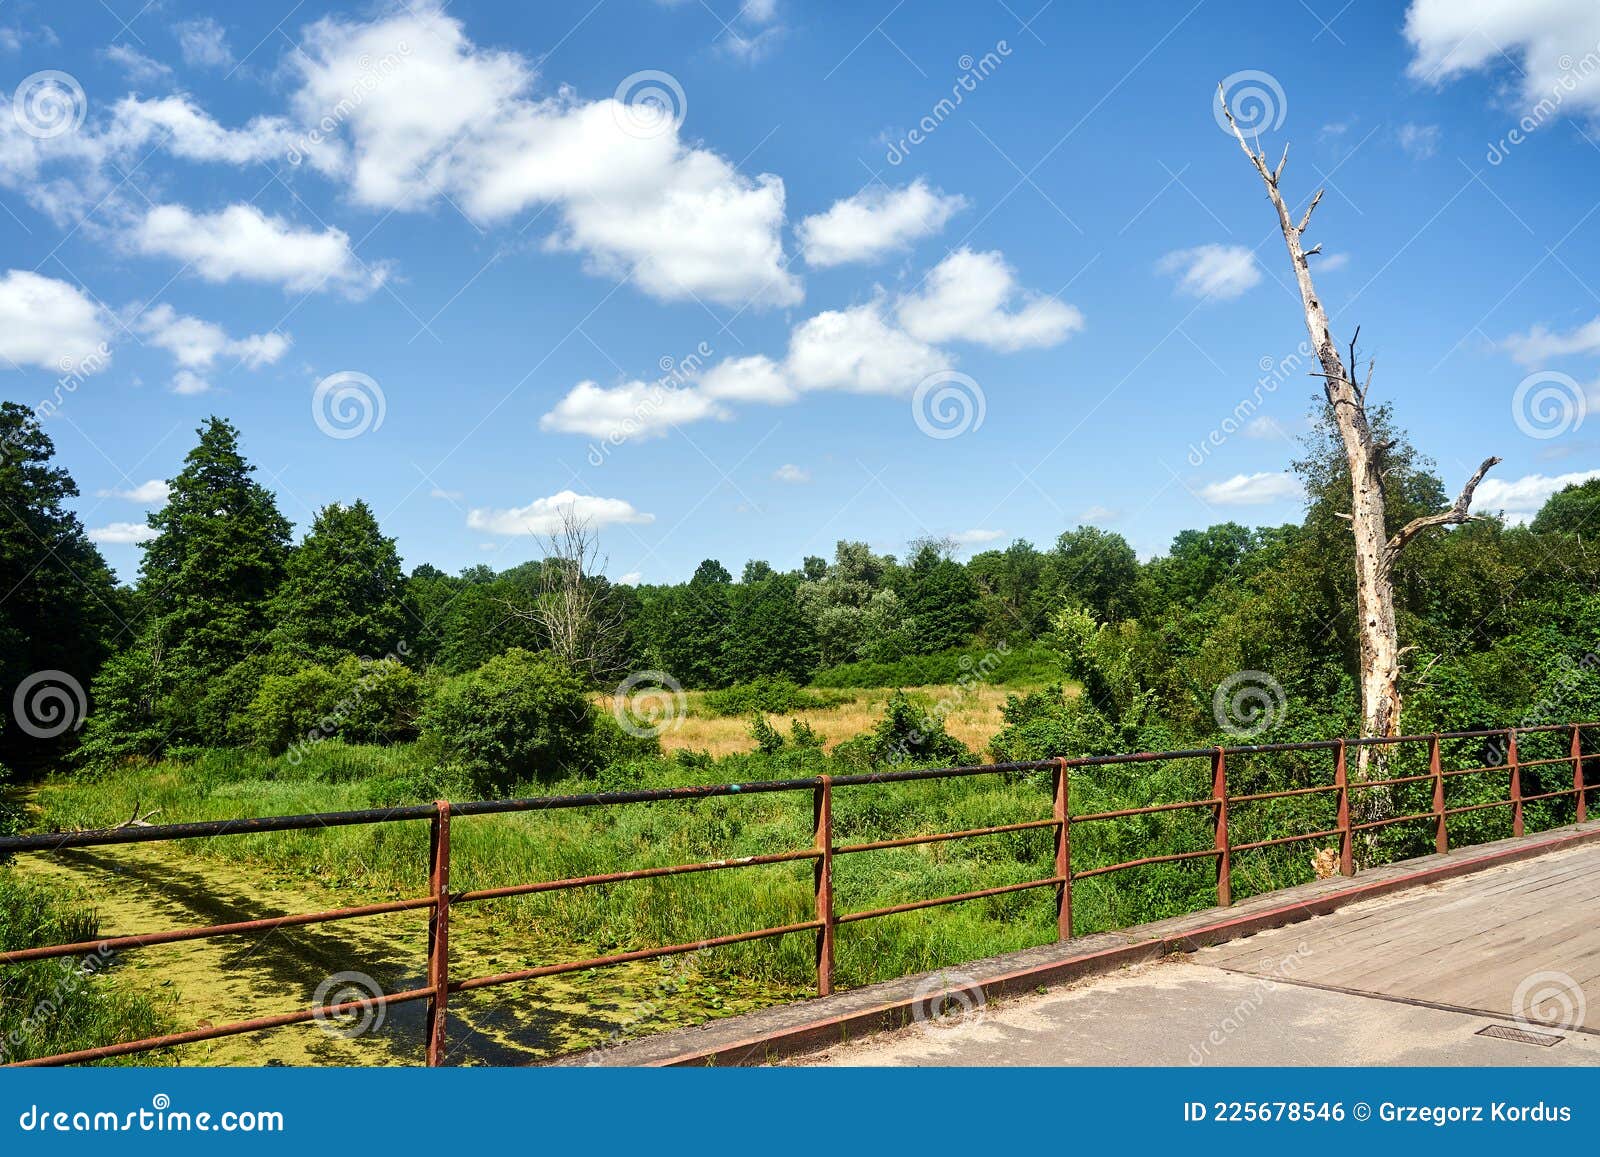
[1218,90,1499,812]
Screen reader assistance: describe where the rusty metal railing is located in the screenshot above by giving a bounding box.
[1,721,1593,1067]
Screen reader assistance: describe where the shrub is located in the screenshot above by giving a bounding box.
[749,716,786,755]
[834,690,974,770]
[809,642,1056,689]
[789,718,824,749]
[701,677,851,717]
[419,649,610,792]
[245,656,428,755]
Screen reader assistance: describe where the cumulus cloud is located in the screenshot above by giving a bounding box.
[787,301,947,394]
[133,203,386,296]
[88,521,157,544]
[467,490,655,535]
[97,479,170,503]
[287,1,800,308]
[1200,471,1301,506]
[1473,469,1600,523]
[136,303,290,378]
[101,44,173,84]
[797,180,966,267]
[698,354,795,404]
[1502,315,1600,365]
[1405,0,1600,116]
[773,463,810,483]
[951,528,1004,546]
[538,379,728,440]
[0,269,111,372]
[897,248,1083,350]
[1157,244,1262,301]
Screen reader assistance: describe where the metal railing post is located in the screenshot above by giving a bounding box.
[1430,733,1446,855]
[813,775,834,997]
[1508,729,1524,838]
[1054,757,1071,939]
[424,800,451,1067]
[1212,748,1231,907]
[1335,739,1354,875]
[1574,724,1586,825]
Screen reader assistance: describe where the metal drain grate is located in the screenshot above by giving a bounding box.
[1476,1023,1564,1047]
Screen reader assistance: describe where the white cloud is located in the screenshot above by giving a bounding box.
[467,490,655,535]
[136,303,290,373]
[89,521,157,544]
[698,354,794,404]
[616,570,642,585]
[951,528,1003,546]
[798,180,966,267]
[787,302,947,394]
[1080,505,1121,523]
[170,370,211,395]
[1473,469,1600,523]
[773,463,810,483]
[1397,122,1441,158]
[1405,0,1600,116]
[897,248,1083,351]
[288,2,800,308]
[1200,472,1301,506]
[1243,415,1287,439]
[101,44,173,84]
[105,96,297,165]
[97,479,170,503]
[133,203,385,296]
[1157,244,1262,301]
[0,270,111,372]
[1318,252,1351,272]
[175,17,233,69]
[1502,316,1600,365]
[430,487,463,500]
[538,378,728,439]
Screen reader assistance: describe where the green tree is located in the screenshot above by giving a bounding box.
[897,538,980,653]
[270,500,410,663]
[1530,478,1600,536]
[1047,527,1140,621]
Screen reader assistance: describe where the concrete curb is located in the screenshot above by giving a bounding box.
[557,818,1600,1067]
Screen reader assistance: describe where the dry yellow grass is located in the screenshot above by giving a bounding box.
[647,684,1040,759]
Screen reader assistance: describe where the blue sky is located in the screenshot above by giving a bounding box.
[3,0,1598,584]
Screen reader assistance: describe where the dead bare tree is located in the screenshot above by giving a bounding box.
[1219,87,1500,771]
[502,508,630,683]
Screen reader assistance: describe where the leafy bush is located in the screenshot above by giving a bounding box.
[834,690,974,769]
[789,718,824,749]
[419,649,617,792]
[749,716,786,755]
[701,677,851,716]
[245,656,428,755]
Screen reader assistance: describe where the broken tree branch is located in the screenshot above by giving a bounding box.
[1384,456,1503,562]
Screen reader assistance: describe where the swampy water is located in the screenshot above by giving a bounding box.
[7,793,787,1066]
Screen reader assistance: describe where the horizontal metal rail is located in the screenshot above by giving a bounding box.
[2,723,1593,1067]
